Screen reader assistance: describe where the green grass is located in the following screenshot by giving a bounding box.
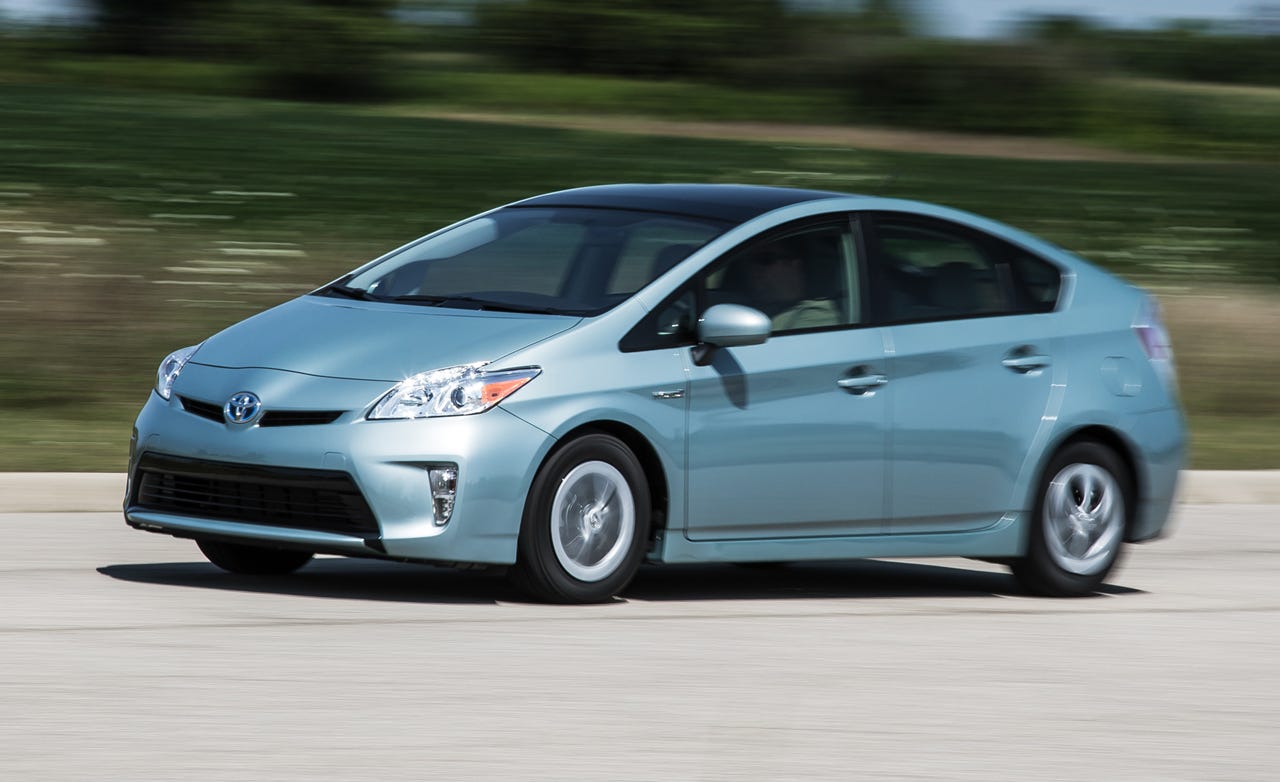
[1,83,1277,470]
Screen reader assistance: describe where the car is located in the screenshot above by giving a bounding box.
[125,184,1185,602]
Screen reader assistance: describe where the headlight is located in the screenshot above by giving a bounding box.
[156,344,200,400]
[369,364,540,420]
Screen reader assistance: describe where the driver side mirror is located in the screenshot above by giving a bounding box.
[693,303,771,365]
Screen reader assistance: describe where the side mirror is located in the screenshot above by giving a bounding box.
[693,304,771,365]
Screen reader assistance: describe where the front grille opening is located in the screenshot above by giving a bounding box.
[178,396,223,423]
[177,396,343,427]
[261,410,343,427]
[130,453,378,537]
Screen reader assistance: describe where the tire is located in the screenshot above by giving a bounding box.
[509,433,651,603]
[196,538,314,575]
[1011,441,1131,597]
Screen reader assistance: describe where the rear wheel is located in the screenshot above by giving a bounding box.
[196,539,314,575]
[509,434,650,603]
[1011,441,1130,596]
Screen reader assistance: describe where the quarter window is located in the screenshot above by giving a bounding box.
[1006,247,1062,312]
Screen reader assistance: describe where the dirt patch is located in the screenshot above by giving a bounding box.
[386,109,1174,163]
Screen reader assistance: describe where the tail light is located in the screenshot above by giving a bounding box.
[1133,296,1177,392]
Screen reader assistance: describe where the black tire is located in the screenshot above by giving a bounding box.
[509,433,651,603]
[1011,441,1131,597]
[196,538,314,575]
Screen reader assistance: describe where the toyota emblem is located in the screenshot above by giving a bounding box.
[223,391,263,425]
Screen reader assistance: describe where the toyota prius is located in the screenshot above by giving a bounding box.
[125,184,1184,602]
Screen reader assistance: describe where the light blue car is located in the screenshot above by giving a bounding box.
[126,184,1184,602]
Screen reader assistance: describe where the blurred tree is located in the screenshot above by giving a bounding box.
[87,0,213,56]
[1020,14,1104,45]
[844,42,1086,135]
[474,0,790,79]
[1107,21,1280,86]
[853,0,917,37]
[213,0,400,100]
[85,0,401,100]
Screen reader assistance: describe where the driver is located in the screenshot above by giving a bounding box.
[741,243,839,331]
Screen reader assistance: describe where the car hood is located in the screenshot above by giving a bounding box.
[190,296,580,381]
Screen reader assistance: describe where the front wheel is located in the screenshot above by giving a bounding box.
[1011,442,1130,596]
[196,538,314,575]
[509,434,650,603]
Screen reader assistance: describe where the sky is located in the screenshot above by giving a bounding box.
[0,0,1261,37]
[930,0,1257,37]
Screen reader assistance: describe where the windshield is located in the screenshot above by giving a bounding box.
[318,206,727,316]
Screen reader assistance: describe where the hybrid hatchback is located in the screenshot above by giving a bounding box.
[126,184,1184,602]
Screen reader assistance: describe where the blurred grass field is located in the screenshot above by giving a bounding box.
[1,84,1277,471]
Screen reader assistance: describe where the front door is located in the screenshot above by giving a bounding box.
[682,217,889,540]
[684,329,889,540]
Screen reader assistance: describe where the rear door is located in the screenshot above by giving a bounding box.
[865,213,1061,533]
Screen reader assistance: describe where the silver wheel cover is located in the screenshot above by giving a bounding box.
[550,460,635,582]
[1043,463,1125,576]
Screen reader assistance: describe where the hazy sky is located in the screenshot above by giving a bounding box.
[930,0,1254,36]
[0,0,1259,37]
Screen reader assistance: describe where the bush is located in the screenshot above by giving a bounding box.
[212,0,401,101]
[474,0,790,79]
[80,0,400,101]
[843,42,1089,135]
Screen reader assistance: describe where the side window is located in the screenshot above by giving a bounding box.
[708,223,860,335]
[619,218,862,352]
[873,217,1012,323]
[1006,247,1062,312]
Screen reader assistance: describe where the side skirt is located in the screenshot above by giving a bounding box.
[653,513,1024,564]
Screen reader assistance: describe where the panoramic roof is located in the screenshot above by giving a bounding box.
[511,184,855,224]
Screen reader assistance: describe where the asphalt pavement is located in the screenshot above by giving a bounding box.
[1,504,1277,780]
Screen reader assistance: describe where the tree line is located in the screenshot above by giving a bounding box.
[15,1,1280,133]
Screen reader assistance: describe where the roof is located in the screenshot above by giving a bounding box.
[510,184,857,224]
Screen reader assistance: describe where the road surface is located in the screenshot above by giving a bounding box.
[1,505,1276,780]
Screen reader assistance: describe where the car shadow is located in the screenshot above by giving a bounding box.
[97,558,516,605]
[625,559,1142,601]
[99,557,1143,605]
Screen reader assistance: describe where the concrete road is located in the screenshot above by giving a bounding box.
[1,505,1276,781]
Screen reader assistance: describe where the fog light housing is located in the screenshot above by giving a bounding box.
[428,465,458,526]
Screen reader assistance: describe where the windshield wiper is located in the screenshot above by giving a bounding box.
[389,294,570,315]
[321,283,383,301]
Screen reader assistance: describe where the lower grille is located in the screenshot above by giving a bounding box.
[131,453,378,537]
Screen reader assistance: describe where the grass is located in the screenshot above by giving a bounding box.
[1,83,1277,470]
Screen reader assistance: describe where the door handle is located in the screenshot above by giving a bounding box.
[837,374,888,394]
[1002,355,1051,373]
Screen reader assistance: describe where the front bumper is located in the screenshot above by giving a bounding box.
[126,369,555,565]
